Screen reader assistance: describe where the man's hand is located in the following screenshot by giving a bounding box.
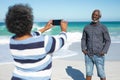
[100,52,105,56]
[82,50,88,55]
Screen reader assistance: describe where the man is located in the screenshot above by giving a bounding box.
[5,4,67,80]
[81,9,111,80]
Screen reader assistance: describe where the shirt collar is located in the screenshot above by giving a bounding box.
[90,21,100,26]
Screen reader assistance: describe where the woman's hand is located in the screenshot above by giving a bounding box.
[60,20,68,32]
[39,20,53,33]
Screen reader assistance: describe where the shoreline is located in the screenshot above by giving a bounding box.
[0,42,120,64]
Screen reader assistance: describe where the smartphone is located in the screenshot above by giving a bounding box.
[52,20,61,25]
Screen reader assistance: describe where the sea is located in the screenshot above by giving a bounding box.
[0,21,120,63]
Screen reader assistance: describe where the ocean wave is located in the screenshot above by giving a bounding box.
[0,32,120,45]
[0,36,10,44]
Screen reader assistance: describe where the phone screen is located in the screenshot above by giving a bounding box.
[53,20,61,25]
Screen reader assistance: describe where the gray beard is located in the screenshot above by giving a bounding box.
[92,20,99,23]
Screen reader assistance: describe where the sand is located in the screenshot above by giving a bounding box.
[0,42,120,80]
[0,59,120,80]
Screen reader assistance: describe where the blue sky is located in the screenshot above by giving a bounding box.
[0,0,120,22]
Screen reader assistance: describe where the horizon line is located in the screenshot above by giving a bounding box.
[0,20,120,23]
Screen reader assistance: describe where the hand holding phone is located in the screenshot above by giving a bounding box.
[60,20,67,32]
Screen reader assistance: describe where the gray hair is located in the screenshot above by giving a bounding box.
[92,9,102,18]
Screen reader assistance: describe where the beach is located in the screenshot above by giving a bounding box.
[0,42,120,80]
[0,21,120,80]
